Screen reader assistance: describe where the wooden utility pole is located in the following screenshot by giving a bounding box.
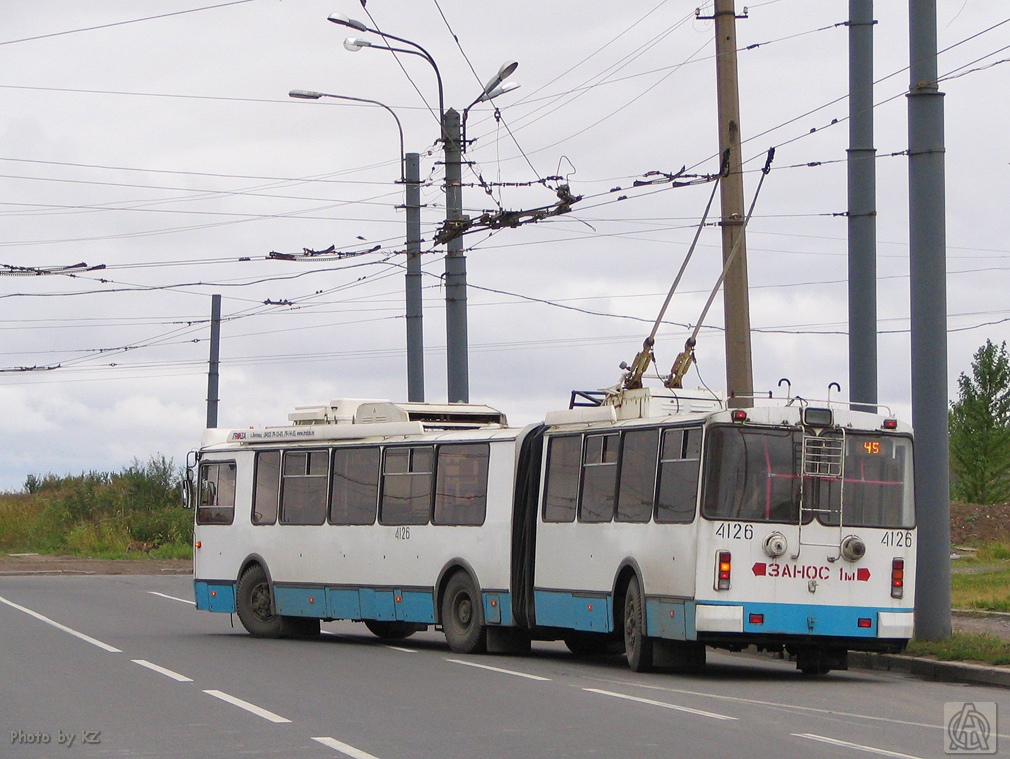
[709,0,753,405]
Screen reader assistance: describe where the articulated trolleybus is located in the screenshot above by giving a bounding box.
[189,387,915,675]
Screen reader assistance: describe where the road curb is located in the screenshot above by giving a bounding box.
[849,651,1010,689]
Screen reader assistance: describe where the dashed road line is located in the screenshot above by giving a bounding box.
[147,590,195,605]
[312,736,383,758]
[793,733,924,759]
[446,658,551,681]
[202,689,291,723]
[0,594,121,653]
[583,687,737,720]
[131,659,193,682]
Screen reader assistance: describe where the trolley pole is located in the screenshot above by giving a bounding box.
[206,293,221,429]
[908,0,951,641]
[405,152,425,402]
[443,108,469,404]
[710,0,753,406]
[848,0,878,411]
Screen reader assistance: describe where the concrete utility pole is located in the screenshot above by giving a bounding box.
[405,152,425,402]
[710,0,754,405]
[206,293,221,428]
[848,0,878,410]
[443,108,469,404]
[908,0,951,640]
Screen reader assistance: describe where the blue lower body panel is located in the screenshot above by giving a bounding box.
[194,580,236,613]
[533,590,612,632]
[694,599,910,639]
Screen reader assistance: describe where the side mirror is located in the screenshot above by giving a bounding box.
[180,472,195,509]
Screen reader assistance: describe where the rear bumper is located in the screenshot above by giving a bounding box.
[693,601,913,643]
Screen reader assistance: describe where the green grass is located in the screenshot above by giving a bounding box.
[906,633,1010,666]
[0,456,192,559]
[951,542,1010,612]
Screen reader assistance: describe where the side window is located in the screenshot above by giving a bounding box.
[330,447,380,525]
[580,433,619,523]
[280,449,328,525]
[434,444,490,526]
[380,446,433,525]
[616,428,659,523]
[656,427,701,523]
[197,461,236,525]
[252,451,280,525]
[542,435,581,523]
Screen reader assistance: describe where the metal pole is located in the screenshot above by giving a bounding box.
[443,108,469,403]
[712,0,753,406]
[908,0,951,640]
[848,0,878,410]
[206,293,221,428]
[405,152,425,402]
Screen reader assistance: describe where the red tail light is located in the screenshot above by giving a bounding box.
[716,551,732,591]
[891,558,904,599]
[858,618,872,628]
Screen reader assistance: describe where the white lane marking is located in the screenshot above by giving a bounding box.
[0,594,121,653]
[446,658,551,681]
[585,675,1010,737]
[202,690,291,723]
[793,733,924,759]
[147,591,195,605]
[131,659,193,682]
[312,736,383,759]
[584,688,737,721]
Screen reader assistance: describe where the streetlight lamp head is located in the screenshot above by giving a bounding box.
[478,80,520,103]
[327,12,367,31]
[481,60,519,96]
[496,60,519,82]
[343,36,372,52]
[289,89,324,100]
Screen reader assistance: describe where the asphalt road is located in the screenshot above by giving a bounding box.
[1,574,1007,759]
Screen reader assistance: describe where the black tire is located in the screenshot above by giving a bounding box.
[441,572,487,654]
[623,576,654,672]
[564,632,615,657]
[797,649,832,676]
[365,620,424,640]
[236,564,283,638]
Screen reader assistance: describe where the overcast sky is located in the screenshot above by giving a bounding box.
[0,1,1005,491]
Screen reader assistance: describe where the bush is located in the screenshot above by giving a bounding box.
[1,455,192,557]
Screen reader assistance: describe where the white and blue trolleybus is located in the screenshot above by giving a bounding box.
[188,387,915,674]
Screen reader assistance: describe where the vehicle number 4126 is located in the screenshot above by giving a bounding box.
[715,523,753,540]
[394,527,411,540]
[880,530,912,547]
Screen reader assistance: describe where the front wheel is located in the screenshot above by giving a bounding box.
[441,572,487,654]
[623,576,654,672]
[236,564,283,638]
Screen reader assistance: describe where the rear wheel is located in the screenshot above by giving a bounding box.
[441,572,487,654]
[623,576,653,672]
[365,620,424,640]
[236,565,283,638]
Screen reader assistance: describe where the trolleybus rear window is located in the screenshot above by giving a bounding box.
[702,426,914,528]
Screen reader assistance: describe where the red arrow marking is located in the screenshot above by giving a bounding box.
[752,562,767,576]
[857,567,871,582]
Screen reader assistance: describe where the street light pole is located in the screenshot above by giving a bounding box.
[329,13,517,404]
[289,89,424,400]
[442,108,468,402]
